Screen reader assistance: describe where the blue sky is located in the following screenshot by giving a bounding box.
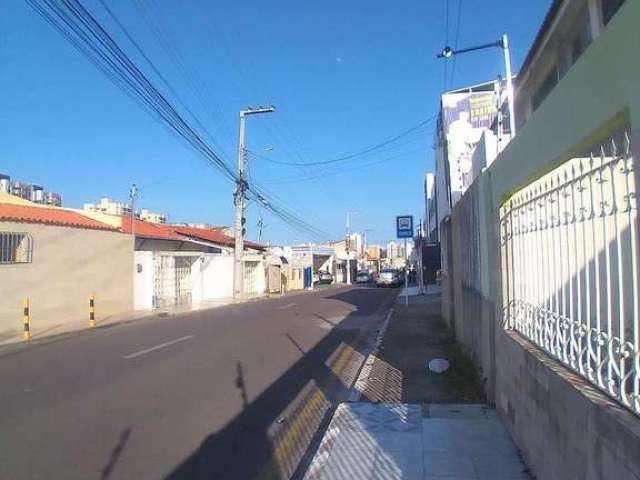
[1,0,550,245]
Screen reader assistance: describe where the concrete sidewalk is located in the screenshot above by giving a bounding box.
[301,293,530,480]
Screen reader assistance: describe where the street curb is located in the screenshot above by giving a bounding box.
[347,307,394,402]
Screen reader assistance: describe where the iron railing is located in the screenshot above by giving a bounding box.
[500,132,639,415]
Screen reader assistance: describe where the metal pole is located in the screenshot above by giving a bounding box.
[234,112,247,299]
[346,211,352,285]
[418,219,424,294]
[502,34,516,137]
[404,238,409,306]
[129,183,138,243]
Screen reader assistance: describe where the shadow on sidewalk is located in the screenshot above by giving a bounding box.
[359,293,485,405]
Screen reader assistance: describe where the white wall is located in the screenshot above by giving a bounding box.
[191,255,204,306]
[201,254,234,300]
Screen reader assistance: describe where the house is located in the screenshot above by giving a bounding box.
[117,219,267,310]
[0,193,133,335]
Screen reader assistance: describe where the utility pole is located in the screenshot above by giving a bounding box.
[345,210,354,285]
[418,218,424,294]
[234,106,275,299]
[129,183,138,246]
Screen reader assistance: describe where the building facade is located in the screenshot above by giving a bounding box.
[0,202,134,335]
[424,173,438,242]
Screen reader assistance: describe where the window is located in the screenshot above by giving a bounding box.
[601,0,626,25]
[0,232,33,264]
[569,7,592,65]
[531,66,559,111]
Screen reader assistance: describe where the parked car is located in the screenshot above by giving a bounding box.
[376,269,401,287]
[355,271,372,283]
[315,270,333,285]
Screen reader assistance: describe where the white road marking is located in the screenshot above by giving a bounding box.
[123,335,194,359]
[278,302,297,310]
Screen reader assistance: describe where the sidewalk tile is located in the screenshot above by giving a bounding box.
[304,402,423,480]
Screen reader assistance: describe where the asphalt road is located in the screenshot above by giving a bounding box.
[0,285,397,480]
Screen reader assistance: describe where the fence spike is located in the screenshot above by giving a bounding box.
[623,131,631,157]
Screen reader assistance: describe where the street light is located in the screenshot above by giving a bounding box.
[437,34,516,137]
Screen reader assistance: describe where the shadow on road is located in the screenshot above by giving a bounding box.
[100,427,132,480]
[164,287,396,480]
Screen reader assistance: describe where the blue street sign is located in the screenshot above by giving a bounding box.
[396,215,414,239]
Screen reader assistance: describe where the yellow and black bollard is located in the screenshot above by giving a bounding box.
[89,293,96,328]
[23,298,31,341]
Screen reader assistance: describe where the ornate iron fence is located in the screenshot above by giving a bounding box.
[500,132,639,415]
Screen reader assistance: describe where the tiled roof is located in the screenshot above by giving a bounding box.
[173,225,266,251]
[0,203,117,231]
[120,217,184,241]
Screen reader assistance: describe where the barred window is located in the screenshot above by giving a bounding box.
[0,232,33,264]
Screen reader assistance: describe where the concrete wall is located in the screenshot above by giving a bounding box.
[442,2,640,478]
[201,255,233,300]
[0,222,133,334]
[498,331,640,480]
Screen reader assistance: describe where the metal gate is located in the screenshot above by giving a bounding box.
[268,265,282,294]
[153,255,196,308]
[244,261,259,295]
[175,256,194,306]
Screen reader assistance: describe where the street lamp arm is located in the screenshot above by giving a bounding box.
[437,40,503,58]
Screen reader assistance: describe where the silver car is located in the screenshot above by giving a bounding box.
[355,271,372,283]
[376,269,401,287]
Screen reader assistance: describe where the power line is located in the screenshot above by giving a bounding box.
[250,115,436,167]
[259,145,430,185]
[450,0,464,88]
[26,0,333,242]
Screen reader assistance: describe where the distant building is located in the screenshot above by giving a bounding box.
[386,241,400,260]
[43,192,62,207]
[84,197,132,216]
[0,174,62,206]
[366,244,382,261]
[0,174,10,194]
[139,209,167,224]
[348,232,364,257]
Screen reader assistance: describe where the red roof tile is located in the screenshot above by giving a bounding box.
[121,217,183,241]
[174,226,265,251]
[0,204,117,231]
